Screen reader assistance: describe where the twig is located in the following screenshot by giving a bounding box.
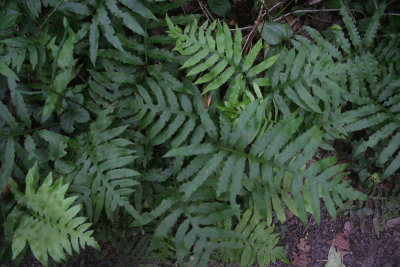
[197,0,214,23]
[343,0,356,23]
[230,25,254,32]
[385,12,400,16]
[273,8,366,22]
[374,0,378,9]
[242,6,264,53]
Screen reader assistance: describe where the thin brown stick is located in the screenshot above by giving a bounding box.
[242,6,264,53]
[343,0,356,23]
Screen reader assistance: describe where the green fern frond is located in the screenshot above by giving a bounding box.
[166,15,279,107]
[9,162,99,266]
[363,1,386,47]
[89,0,156,66]
[222,206,289,266]
[69,109,142,222]
[342,79,400,178]
[266,43,348,117]
[127,78,218,145]
[339,1,361,49]
[164,101,366,225]
[132,196,244,266]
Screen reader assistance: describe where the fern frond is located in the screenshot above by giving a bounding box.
[69,110,142,222]
[363,1,386,47]
[9,162,99,266]
[132,196,244,266]
[88,0,156,66]
[166,15,279,108]
[222,206,289,266]
[267,44,348,116]
[126,78,218,146]
[342,82,400,178]
[164,101,366,225]
[339,1,361,49]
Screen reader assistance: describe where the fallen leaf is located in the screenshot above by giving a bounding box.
[297,238,311,253]
[344,221,352,232]
[292,238,312,267]
[329,233,350,251]
[325,244,346,267]
[292,251,312,267]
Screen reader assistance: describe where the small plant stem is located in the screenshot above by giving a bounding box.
[40,0,65,29]
[197,0,214,23]
[273,8,366,22]
[271,0,294,20]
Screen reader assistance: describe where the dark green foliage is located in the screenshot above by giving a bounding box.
[0,0,398,266]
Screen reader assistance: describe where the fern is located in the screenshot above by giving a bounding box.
[88,0,156,66]
[132,197,244,266]
[68,109,142,222]
[164,101,366,225]
[167,15,279,116]
[125,77,218,146]
[8,162,99,266]
[222,206,289,266]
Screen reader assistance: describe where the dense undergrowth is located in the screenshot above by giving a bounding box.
[0,0,399,266]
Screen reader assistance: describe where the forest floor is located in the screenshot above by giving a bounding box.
[19,0,400,266]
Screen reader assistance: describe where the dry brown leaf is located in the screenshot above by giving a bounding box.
[292,251,312,267]
[297,238,311,253]
[202,93,214,110]
[329,232,350,251]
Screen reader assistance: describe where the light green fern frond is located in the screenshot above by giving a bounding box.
[9,162,99,266]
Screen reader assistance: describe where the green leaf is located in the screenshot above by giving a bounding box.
[207,0,231,17]
[26,0,41,18]
[118,0,158,21]
[0,139,15,192]
[0,100,19,131]
[105,0,145,36]
[98,5,124,51]
[89,13,100,66]
[0,62,19,81]
[260,21,293,45]
[58,19,75,69]
[9,79,31,128]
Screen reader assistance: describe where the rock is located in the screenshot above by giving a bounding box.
[387,217,400,228]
